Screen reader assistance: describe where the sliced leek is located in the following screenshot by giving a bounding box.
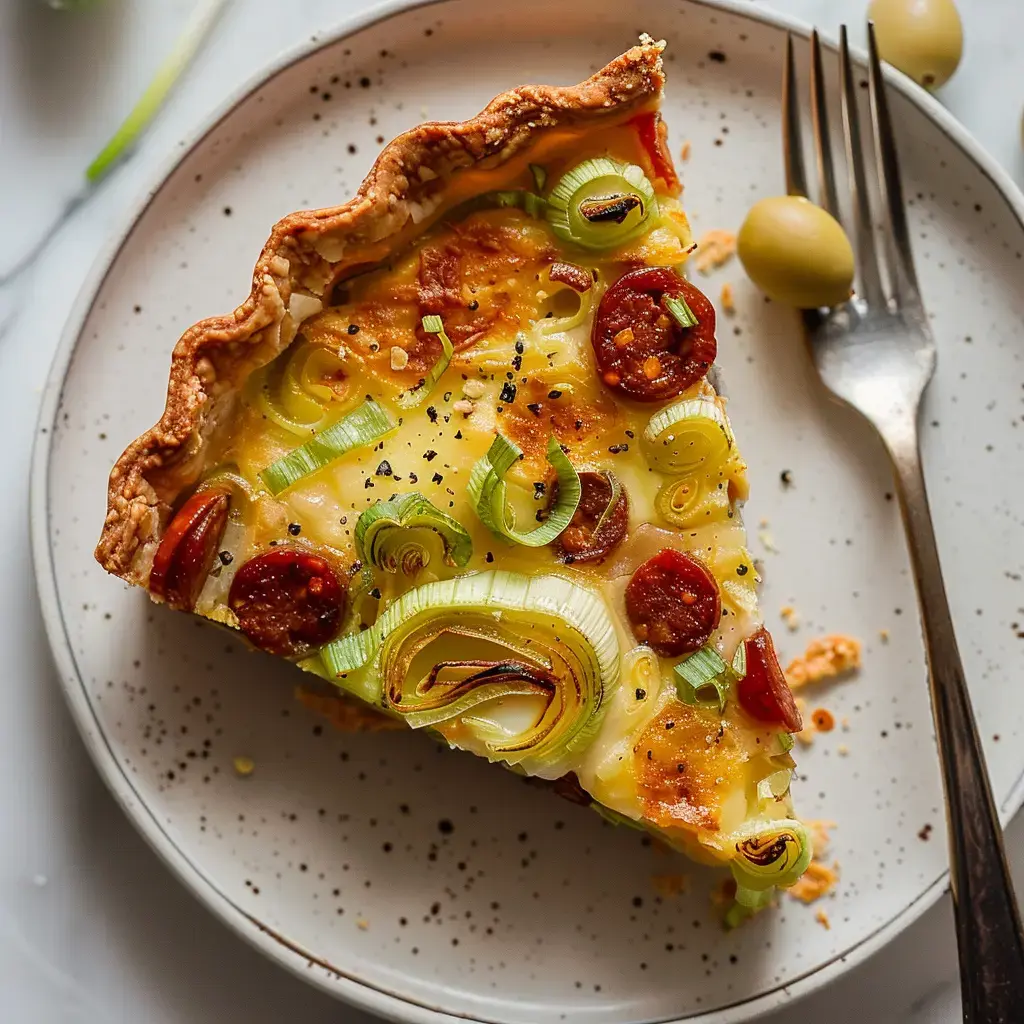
[321,571,620,778]
[545,158,657,251]
[655,474,732,529]
[259,398,395,496]
[536,283,595,337]
[728,818,812,893]
[643,397,734,475]
[398,315,453,408]
[246,341,345,438]
[468,434,581,547]
[674,644,732,712]
[355,492,472,574]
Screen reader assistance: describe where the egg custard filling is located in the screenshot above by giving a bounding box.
[97,40,809,920]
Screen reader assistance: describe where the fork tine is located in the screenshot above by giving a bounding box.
[838,25,886,309]
[783,34,809,197]
[809,29,840,217]
[867,21,922,306]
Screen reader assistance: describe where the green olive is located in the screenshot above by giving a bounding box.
[736,196,855,309]
[868,0,963,89]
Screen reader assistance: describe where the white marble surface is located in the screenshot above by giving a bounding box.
[2,0,1022,1021]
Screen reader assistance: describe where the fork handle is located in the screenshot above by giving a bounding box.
[887,428,1024,1021]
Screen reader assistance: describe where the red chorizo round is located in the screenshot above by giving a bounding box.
[149,489,230,610]
[592,267,717,402]
[736,626,803,732]
[625,548,721,656]
[228,548,344,656]
[553,471,628,564]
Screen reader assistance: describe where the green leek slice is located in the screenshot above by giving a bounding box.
[727,818,813,893]
[654,473,732,529]
[355,492,472,574]
[467,434,581,547]
[536,282,595,337]
[259,398,395,496]
[398,316,454,408]
[674,644,732,712]
[321,571,620,778]
[545,158,657,251]
[643,397,734,475]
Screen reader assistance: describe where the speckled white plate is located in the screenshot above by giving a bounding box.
[30,0,1024,1021]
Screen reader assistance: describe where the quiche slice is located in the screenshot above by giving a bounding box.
[96,38,809,918]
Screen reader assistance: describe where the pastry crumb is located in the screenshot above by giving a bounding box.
[694,229,737,274]
[720,281,735,313]
[390,346,409,370]
[356,918,370,931]
[815,909,831,929]
[680,140,692,161]
[879,628,890,643]
[652,872,689,898]
[453,399,475,415]
[757,525,779,554]
[805,819,836,859]
[786,634,862,690]
[233,755,255,777]
[788,859,840,903]
[780,605,800,631]
[838,744,849,756]
[462,380,487,399]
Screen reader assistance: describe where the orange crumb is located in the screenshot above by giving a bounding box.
[788,860,840,903]
[652,873,689,898]
[815,909,831,929]
[720,281,735,313]
[642,355,662,379]
[613,327,634,348]
[780,605,800,632]
[680,140,692,161]
[811,708,835,732]
[879,628,890,643]
[356,918,370,931]
[694,229,737,274]
[785,634,862,690]
[805,819,836,859]
[296,686,403,733]
[710,876,737,910]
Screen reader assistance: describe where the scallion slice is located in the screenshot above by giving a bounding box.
[529,163,547,192]
[643,397,734,475]
[468,434,581,547]
[398,316,454,408]
[664,294,699,329]
[674,644,731,712]
[86,0,231,182]
[355,492,472,574]
[545,158,657,251]
[258,398,395,496]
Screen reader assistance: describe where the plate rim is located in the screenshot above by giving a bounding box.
[29,1,1024,1021]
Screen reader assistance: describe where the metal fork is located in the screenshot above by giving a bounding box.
[785,24,1024,1020]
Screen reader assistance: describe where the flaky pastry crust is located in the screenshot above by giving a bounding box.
[96,40,667,585]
